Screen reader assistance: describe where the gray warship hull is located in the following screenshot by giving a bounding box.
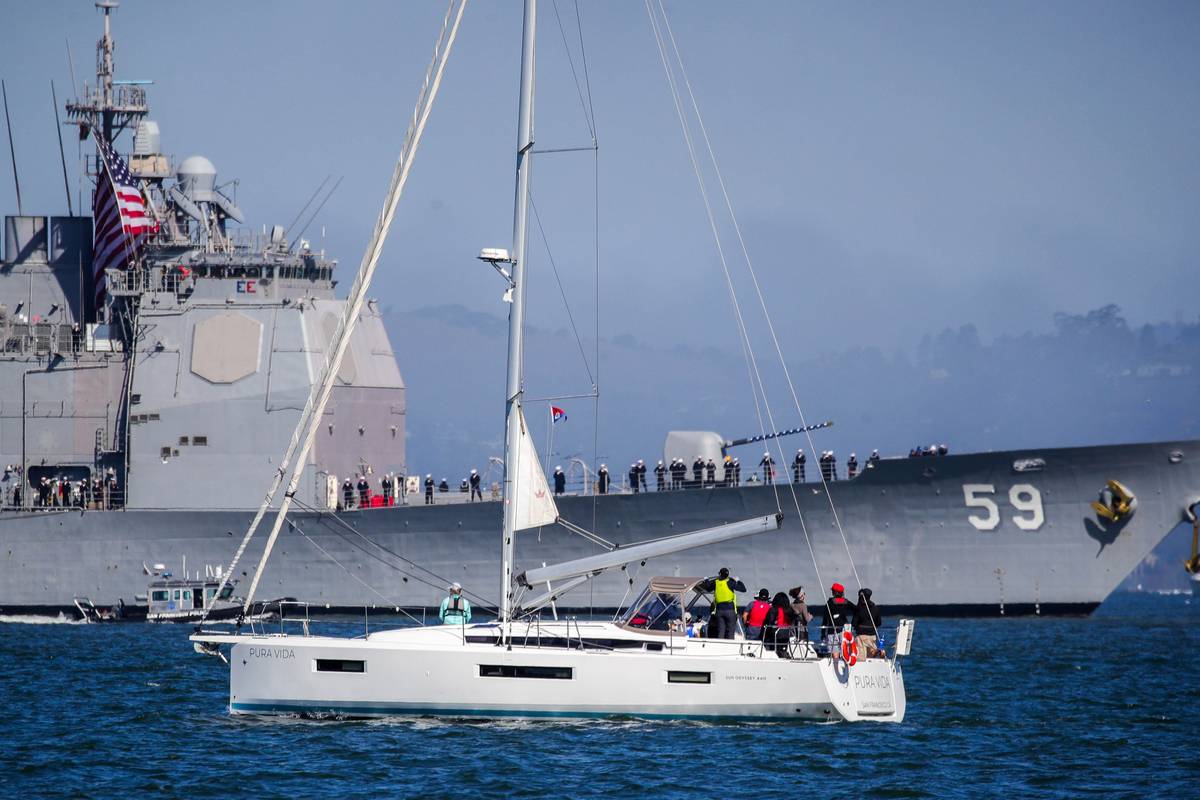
[3,439,1196,616]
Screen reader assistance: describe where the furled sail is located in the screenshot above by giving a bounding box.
[511,407,558,531]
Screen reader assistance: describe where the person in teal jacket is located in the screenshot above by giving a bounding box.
[439,582,472,625]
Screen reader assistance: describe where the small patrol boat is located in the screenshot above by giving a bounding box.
[191,0,913,722]
[74,570,286,624]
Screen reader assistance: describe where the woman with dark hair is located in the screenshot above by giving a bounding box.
[762,591,798,658]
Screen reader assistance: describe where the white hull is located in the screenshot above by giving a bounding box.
[203,621,906,723]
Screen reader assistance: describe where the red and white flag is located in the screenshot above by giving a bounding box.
[551,406,567,424]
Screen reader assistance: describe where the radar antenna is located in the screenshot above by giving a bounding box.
[65,1,150,143]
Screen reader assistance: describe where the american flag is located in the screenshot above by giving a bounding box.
[92,131,154,310]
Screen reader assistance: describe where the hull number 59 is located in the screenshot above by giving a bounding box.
[962,484,1044,531]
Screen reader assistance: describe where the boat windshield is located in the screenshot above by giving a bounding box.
[622,588,684,631]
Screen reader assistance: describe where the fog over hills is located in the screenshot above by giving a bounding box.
[388,302,1200,590]
[391,302,1199,478]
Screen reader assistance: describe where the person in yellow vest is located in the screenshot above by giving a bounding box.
[698,567,746,639]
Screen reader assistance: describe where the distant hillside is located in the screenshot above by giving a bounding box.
[386,303,1200,591]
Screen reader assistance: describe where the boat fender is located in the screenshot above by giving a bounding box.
[840,629,858,667]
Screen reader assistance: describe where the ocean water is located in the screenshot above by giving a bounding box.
[1,593,1195,799]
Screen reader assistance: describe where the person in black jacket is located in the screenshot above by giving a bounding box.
[654,460,667,491]
[763,591,798,657]
[356,475,370,507]
[820,581,857,644]
[691,457,704,489]
[628,464,640,493]
[597,464,610,494]
[552,466,566,496]
[672,459,686,490]
[852,587,883,658]
[759,452,776,484]
[792,450,806,483]
[697,567,746,639]
[424,474,434,505]
[470,469,483,501]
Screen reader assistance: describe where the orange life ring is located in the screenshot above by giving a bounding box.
[841,630,858,666]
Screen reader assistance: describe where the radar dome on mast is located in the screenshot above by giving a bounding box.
[176,155,217,202]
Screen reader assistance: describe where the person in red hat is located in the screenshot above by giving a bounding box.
[819,581,857,651]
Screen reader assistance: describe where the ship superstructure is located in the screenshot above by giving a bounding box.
[1,2,405,515]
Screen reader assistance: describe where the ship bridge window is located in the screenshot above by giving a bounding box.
[151,590,168,602]
[479,664,572,680]
[315,659,366,673]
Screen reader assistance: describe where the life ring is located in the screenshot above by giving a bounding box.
[840,630,858,666]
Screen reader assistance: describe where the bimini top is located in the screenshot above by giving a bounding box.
[646,576,703,594]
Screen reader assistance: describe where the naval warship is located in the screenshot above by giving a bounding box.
[2,5,1198,618]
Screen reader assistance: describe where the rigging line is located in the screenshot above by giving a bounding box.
[550,0,595,139]
[565,0,602,548]
[656,0,862,593]
[651,1,832,606]
[207,0,468,627]
[590,132,601,547]
[531,145,597,154]
[647,2,833,612]
[288,524,425,626]
[289,175,342,252]
[572,0,597,140]
[296,513,500,616]
[288,496,500,613]
[644,0,778,512]
[284,174,331,237]
[556,516,615,550]
[612,561,643,622]
[529,192,594,386]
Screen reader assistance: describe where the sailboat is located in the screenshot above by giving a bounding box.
[191,0,912,723]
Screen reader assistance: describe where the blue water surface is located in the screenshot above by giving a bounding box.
[1,592,1195,799]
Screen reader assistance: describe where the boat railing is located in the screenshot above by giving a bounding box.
[243,600,428,639]
[2,480,126,512]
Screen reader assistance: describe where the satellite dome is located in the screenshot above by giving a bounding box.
[176,155,217,202]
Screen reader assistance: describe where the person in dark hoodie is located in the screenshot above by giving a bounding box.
[820,582,857,652]
[762,591,798,657]
[787,585,814,641]
[853,587,883,658]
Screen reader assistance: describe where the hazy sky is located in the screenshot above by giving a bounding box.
[3,0,1198,358]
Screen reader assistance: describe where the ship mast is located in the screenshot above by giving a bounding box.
[499,0,538,624]
[66,1,149,143]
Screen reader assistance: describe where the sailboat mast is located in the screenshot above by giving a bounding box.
[500,0,537,624]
